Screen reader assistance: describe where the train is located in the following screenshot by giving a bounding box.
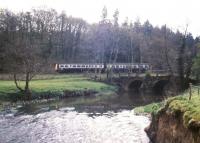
[55,63,151,73]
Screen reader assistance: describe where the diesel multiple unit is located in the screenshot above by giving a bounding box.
[55,63,150,73]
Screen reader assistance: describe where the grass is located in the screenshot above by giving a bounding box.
[0,74,117,101]
[134,86,200,127]
[134,102,164,115]
[167,88,200,127]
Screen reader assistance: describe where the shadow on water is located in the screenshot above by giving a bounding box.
[4,90,167,116]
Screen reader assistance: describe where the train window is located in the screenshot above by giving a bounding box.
[72,65,76,68]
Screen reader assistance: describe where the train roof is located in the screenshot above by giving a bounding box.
[57,63,150,65]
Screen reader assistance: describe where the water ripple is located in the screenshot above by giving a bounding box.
[0,109,150,143]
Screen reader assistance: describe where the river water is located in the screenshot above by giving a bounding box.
[0,91,165,143]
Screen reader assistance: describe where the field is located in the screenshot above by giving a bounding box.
[0,74,116,101]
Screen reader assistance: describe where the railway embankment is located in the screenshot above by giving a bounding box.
[134,88,200,143]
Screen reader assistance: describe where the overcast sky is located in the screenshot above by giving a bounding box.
[0,0,199,37]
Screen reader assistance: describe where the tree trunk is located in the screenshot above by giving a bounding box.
[177,26,188,90]
[13,73,31,100]
[24,72,31,100]
[13,74,23,92]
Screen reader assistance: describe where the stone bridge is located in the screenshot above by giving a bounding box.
[112,75,172,93]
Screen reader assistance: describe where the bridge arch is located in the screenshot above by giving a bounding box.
[127,80,143,91]
[153,80,169,94]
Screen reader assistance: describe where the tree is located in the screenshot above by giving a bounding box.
[4,12,44,99]
[101,6,107,23]
[192,37,200,80]
[192,54,200,80]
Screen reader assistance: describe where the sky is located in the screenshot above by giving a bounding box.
[0,0,199,37]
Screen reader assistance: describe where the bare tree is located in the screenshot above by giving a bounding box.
[4,12,44,99]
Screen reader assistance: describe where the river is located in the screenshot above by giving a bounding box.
[0,91,165,143]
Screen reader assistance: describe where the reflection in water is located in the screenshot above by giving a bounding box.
[0,91,165,143]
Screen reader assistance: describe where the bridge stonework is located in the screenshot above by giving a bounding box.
[113,75,171,92]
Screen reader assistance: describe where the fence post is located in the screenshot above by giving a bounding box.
[189,83,192,100]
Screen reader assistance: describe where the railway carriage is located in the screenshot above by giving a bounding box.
[55,63,104,73]
[55,63,150,73]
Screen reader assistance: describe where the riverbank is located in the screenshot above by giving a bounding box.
[0,74,117,102]
[134,87,200,143]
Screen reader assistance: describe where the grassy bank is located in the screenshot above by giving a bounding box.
[134,86,200,127]
[0,74,117,101]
